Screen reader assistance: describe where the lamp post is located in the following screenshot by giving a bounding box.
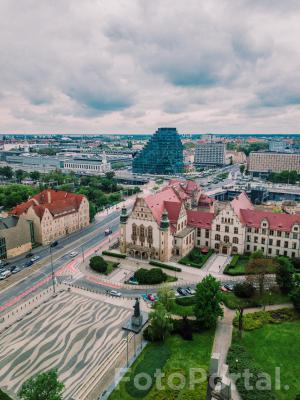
[49,245,56,293]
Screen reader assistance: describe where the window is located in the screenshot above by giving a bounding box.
[255,228,259,234]
[285,232,289,238]
[224,235,230,243]
[247,227,252,233]
[232,246,238,254]
[205,230,209,238]
[247,245,250,251]
[261,247,265,252]
[268,248,272,255]
[270,230,274,236]
[197,228,201,237]
[215,243,219,249]
[269,238,273,245]
[247,235,251,242]
[292,242,297,249]
[276,240,281,247]
[215,234,220,241]
[234,227,238,234]
[284,250,288,256]
[254,245,257,251]
[284,241,288,248]
[293,233,298,239]
[254,236,258,243]
[262,228,266,235]
[276,249,280,255]
[216,224,220,232]
[233,237,239,244]
[225,226,229,233]
[261,237,265,244]
[147,226,153,244]
[292,252,296,257]
[277,231,282,237]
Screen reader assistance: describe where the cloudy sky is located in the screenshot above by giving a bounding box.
[0,0,300,134]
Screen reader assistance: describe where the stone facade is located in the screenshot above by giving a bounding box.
[120,181,300,261]
[11,189,89,245]
[0,215,32,259]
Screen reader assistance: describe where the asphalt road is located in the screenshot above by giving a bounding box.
[0,210,121,308]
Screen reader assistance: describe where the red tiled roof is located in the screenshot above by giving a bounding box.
[11,189,85,220]
[187,210,214,229]
[144,187,182,224]
[240,209,300,232]
[198,193,214,205]
[231,191,254,218]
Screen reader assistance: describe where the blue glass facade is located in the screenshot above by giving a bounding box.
[132,127,184,174]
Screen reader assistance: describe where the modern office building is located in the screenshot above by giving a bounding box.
[132,127,184,175]
[194,142,226,167]
[248,151,300,177]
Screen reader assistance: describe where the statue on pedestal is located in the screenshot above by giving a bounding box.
[131,297,143,327]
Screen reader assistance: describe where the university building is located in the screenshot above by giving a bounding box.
[11,189,89,245]
[120,180,300,261]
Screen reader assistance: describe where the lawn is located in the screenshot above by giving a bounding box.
[0,390,12,400]
[237,321,300,399]
[109,332,214,400]
[179,248,214,269]
[224,254,277,276]
[222,289,291,309]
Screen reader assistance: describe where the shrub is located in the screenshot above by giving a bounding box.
[234,282,255,298]
[90,256,108,273]
[134,268,167,284]
[0,389,13,400]
[102,251,126,259]
[230,254,239,267]
[227,343,276,400]
[175,296,196,306]
[149,260,181,272]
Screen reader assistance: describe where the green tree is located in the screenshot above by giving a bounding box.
[239,164,245,174]
[89,256,108,273]
[30,171,40,181]
[89,202,97,222]
[15,169,27,182]
[290,286,300,311]
[0,166,13,179]
[194,275,223,328]
[148,303,173,342]
[157,285,175,312]
[246,257,275,295]
[19,369,64,400]
[275,257,295,294]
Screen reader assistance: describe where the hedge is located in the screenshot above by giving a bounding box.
[230,254,239,267]
[102,251,126,259]
[227,344,276,400]
[0,390,12,400]
[175,296,196,306]
[149,260,181,272]
[134,268,167,284]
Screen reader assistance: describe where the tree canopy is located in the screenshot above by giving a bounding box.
[19,369,64,400]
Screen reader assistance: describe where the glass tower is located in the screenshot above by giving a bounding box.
[132,127,184,174]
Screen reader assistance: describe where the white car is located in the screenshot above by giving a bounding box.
[31,255,40,262]
[109,290,121,297]
[0,270,11,279]
[69,251,78,258]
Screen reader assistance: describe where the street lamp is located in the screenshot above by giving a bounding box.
[49,245,56,293]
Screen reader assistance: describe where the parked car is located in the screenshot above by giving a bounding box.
[50,241,58,248]
[0,270,11,279]
[9,265,17,272]
[0,274,6,280]
[186,287,196,295]
[105,227,112,236]
[224,283,234,292]
[147,293,155,302]
[31,255,40,262]
[24,260,33,268]
[177,287,188,296]
[26,252,33,258]
[0,260,10,267]
[69,251,78,258]
[109,290,121,297]
[11,267,21,274]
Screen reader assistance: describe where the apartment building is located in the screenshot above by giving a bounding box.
[194,142,226,167]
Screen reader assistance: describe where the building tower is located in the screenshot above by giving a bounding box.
[120,205,128,254]
[159,209,170,262]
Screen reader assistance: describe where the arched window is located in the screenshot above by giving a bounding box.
[132,224,137,236]
[233,237,239,244]
[224,235,230,243]
[147,226,153,244]
[232,246,238,254]
[140,225,145,239]
[215,234,220,241]
[215,243,220,249]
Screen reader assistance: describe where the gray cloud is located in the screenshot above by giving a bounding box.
[0,0,299,133]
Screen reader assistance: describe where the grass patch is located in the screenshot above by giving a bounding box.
[231,320,300,399]
[222,289,291,309]
[224,255,277,275]
[102,250,126,259]
[170,302,195,317]
[109,332,214,400]
[179,248,213,269]
[149,260,181,272]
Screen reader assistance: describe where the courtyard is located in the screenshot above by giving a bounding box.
[0,291,131,399]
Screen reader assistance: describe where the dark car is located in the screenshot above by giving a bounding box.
[177,287,188,296]
[224,283,234,292]
[9,265,17,272]
[24,260,33,268]
[26,252,34,258]
[0,260,10,267]
[50,241,58,248]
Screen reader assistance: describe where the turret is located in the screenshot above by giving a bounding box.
[159,209,171,262]
[120,205,128,254]
[160,209,169,230]
[120,205,128,224]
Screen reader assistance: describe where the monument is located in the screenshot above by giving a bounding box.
[131,298,143,328]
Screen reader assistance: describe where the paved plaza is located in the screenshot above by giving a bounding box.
[0,291,131,399]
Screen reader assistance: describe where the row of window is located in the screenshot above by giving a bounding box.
[247,227,298,238]
[216,225,239,234]
[247,236,298,248]
[246,244,297,258]
[214,235,239,244]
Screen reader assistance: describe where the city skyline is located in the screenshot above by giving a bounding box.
[0,1,300,134]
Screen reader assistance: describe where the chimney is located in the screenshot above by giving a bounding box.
[47,190,51,203]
